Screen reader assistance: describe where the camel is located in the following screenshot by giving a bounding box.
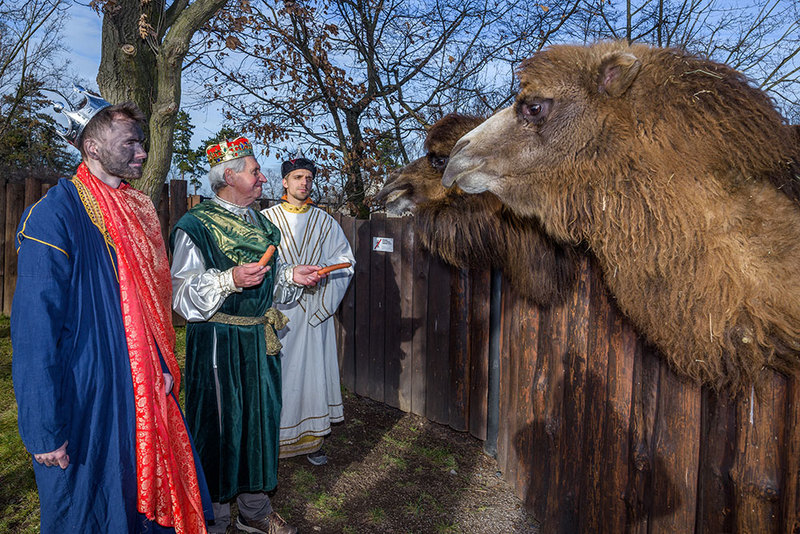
[442,41,800,394]
[375,113,578,306]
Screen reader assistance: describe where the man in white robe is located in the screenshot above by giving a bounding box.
[262,156,355,465]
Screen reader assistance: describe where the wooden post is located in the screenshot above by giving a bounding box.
[3,181,25,314]
[467,268,491,441]
[0,178,6,312]
[367,212,386,403]
[353,218,371,397]
[448,266,470,431]
[383,215,404,409]
[336,214,357,392]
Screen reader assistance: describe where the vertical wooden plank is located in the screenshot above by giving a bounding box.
[696,389,736,533]
[169,179,189,327]
[24,177,40,208]
[448,267,470,431]
[424,256,451,424]
[782,375,800,534]
[578,257,613,534]
[335,215,357,392]
[353,218,371,397]
[500,289,523,495]
[410,243,430,417]
[397,217,415,412]
[648,368,701,534]
[3,181,25,314]
[169,179,187,234]
[600,297,636,533]
[626,344,661,534]
[512,292,542,513]
[382,216,403,409]
[0,178,7,312]
[496,278,515,476]
[730,376,786,533]
[468,268,491,440]
[543,256,589,531]
[367,213,386,403]
[157,183,170,249]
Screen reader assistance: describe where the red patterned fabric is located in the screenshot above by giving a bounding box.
[76,163,206,533]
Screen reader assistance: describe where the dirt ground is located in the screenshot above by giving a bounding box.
[263,391,541,534]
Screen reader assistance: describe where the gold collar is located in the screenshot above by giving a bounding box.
[280,202,313,214]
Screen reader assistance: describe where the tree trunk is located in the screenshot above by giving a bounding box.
[344,110,368,218]
[96,0,228,205]
[97,0,160,119]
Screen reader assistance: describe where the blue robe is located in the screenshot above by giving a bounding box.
[11,178,211,533]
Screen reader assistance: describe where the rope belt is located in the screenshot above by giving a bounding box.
[208,308,290,355]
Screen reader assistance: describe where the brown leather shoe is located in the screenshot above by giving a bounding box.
[236,512,297,534]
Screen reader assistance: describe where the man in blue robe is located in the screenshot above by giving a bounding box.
[11,91,211,532]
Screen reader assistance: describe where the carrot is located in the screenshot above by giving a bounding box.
[257,245,277,267]
[317,262,351,276]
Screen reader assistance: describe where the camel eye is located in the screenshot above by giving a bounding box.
[428,154,449,172]
[518,98,552,125]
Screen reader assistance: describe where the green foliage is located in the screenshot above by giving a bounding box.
[0,84,79,181]
[171,110,205,193]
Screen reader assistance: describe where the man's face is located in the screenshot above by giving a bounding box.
[283,169,314,204]
[226,156,266,205]
[95,118,147,180]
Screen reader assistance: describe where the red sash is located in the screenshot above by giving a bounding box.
[77,163,206,533]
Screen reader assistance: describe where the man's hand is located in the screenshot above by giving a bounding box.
[164,372,174,395]
[34,441,69,469]
[293,265,325,286]
[233,262,270,288]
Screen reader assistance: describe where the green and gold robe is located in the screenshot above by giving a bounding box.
[170,200,285,503]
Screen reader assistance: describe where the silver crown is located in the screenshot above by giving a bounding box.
[52,85,111,146]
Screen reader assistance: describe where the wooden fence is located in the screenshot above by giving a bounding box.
[333,210,800,533]
[3,178,799,532]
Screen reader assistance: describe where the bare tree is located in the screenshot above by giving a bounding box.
[580,0,799,118]
[0,0,72,138]
[194,0,581,215]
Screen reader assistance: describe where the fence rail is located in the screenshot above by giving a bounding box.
[3,177,798,533]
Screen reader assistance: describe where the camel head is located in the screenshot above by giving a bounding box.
[375,113,484,215]
[442,41,800,394]
[443,41,800,240]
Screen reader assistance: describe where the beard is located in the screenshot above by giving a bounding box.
[98,147,143,180]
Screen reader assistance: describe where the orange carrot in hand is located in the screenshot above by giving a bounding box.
[257,245,277,267]
[317,262,351,276]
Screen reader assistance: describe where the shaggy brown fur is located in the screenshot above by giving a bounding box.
[375,113,578,305]
[443,41,800,394]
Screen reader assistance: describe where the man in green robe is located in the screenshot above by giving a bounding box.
[170,136,324,534]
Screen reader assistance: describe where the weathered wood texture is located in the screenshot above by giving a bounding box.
[4,181,798,533]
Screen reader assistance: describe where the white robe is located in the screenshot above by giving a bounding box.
[262,203,355,456]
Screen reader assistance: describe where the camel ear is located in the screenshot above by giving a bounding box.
[598,52,641,97]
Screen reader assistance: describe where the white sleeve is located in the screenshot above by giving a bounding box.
[171,230,241,322]
[273,256,304,304]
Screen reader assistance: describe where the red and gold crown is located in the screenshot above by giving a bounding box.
[206,136,254,167]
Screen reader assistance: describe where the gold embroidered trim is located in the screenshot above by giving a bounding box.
[71,176,114,248]
[16,195,70,257]
[71,176,118,281]
[280,202,313,214]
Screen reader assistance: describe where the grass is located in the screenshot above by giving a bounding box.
[0,315,39,534]
[0,317,539,533]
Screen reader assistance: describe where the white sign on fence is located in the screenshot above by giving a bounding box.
[372,237,394,252]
